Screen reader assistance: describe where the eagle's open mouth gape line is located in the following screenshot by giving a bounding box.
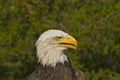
[59,43,76,48]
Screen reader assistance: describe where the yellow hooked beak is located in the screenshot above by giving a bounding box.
[58,35,77,49]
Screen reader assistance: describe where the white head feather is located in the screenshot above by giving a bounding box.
[36,30,69,67]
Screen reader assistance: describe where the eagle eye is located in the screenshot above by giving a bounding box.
[55,36,63,41]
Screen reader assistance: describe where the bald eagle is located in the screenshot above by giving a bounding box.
[23,30,85,80]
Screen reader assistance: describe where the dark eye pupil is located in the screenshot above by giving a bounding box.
[57,36,62,38]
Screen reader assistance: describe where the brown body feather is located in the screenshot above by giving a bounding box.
[23,61,85,80]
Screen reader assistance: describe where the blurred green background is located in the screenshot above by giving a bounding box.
[0,0,120,80]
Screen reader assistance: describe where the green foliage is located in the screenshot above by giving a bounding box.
[0,0,120,80]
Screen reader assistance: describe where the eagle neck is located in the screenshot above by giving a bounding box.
[36,44,68,67]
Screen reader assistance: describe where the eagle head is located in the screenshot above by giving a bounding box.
[36,30,77,67]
